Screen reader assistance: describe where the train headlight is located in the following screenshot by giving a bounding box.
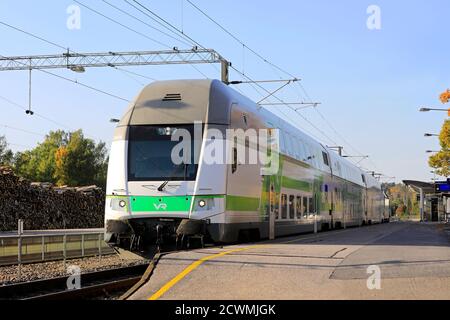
[198,200,206,208]
[111,198,129,211]
[194,198,214,211]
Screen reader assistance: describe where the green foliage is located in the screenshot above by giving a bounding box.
[387,183,419,217]
[14,130,108,188]
[0,136,13,165]
[429,119,450,177]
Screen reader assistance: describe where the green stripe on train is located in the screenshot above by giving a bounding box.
[281,176,311,192]
[128,195,224,212]
[130,195,192,212]
[114,194,260,213]
[226,195,260,211]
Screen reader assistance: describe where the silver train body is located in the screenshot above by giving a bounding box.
[104,79,388,247]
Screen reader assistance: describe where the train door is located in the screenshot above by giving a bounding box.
[431,198,439,222]
[269,183,275,240]
[362,188,367,225]
[325,184,334,228]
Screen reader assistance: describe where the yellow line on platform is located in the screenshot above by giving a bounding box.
[148,245,263,300]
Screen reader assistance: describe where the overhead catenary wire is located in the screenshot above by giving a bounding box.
[3,2,380,172]
[295,81,381,171]
[120,0,214,78]
[185,0,296,79]
[0,123,46,137]
[0,20,154,86]
[74,0,210,79]
[6,142,34,150]
[185,0,383,171]
[73,0,171,49]
[0,18,223,128]
[101,0,193,47]
[0,95,102,141]
[0,19,149,85]
[0,95,74,131]
[129,0,339,145]
[122,0,338,145]
[2,2,342,149]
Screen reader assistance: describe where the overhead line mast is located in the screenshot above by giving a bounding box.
[0,49,231,84]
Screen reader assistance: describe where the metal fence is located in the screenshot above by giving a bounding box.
[0,227,115,266]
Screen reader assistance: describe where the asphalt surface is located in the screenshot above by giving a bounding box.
[129,222,450,300]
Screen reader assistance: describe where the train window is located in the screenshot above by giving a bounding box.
[242,114,248,127]
[322,151,329,166]
[232,146,237,174]
[281,194,287,219]
[309,197,315,214]
[289,195,295,219]
[128,124,201,181]
[296,196,302,219]
[303,196,308,217]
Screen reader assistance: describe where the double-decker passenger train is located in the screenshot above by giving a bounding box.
[104,79,388,250]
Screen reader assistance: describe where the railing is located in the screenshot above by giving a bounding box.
[0,228,115,267]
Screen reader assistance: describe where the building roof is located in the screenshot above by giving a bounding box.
[402,180,435,194]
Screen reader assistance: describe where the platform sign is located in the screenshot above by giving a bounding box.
[435,179,450,193]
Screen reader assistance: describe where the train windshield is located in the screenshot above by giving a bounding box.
[128,124,201,181]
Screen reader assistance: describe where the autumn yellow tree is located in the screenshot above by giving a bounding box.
[54,146,69,186]
[428,119,450,177]
[440,89,450,104]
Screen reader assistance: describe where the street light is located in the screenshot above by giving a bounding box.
[426,150,440,153]
[424,133,439,137]
[419,107,450,114]
[110,118,120,123]
[68,65,86,73]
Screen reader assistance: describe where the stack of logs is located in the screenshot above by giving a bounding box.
[0,166,105,231]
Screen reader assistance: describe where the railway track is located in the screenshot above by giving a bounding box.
[0,263,150,300]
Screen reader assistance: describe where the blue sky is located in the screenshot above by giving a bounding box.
[0,0,449,182]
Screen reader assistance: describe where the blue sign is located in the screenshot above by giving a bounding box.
[435,180,450,193]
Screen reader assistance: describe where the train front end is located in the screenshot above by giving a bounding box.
[104,79,230,250]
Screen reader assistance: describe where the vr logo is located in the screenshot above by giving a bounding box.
[154,203,168,210]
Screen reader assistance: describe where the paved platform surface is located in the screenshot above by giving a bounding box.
[129,222,450,300]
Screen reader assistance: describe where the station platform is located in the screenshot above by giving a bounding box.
[128,222,450,300]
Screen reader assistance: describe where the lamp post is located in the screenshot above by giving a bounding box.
[426,150,440,153]
[424,133,439,137]
[419,107,450,115]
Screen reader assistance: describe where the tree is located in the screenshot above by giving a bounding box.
[0,136,13,165]
[15,130,66,182]
[53,130,108,187]
[440,89,450,104]
[15,130,108,187]
[428,119,450,177]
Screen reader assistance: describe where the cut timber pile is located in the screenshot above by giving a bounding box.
[0,166,105,231]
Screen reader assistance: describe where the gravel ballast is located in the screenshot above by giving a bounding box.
[0,254,147,285]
